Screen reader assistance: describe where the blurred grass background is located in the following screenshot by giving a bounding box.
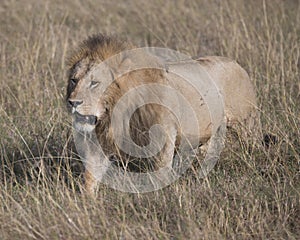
[0,0,299,239]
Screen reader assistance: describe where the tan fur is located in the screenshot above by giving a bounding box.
[66,34,261,194]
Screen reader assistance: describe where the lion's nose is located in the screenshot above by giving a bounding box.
[68,99,83,108]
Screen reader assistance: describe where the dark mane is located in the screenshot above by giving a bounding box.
[67,34,132,68]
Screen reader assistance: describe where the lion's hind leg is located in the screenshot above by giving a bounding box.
[227,109,263,152]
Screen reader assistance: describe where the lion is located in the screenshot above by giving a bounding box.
[66,34,262,194]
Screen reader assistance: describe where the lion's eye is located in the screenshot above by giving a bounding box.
[90,81,100,89]
[70,78,79,86]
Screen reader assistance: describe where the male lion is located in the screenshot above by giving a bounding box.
[66,34,262,193]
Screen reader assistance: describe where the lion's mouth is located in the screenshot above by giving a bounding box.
[74,112,98,125]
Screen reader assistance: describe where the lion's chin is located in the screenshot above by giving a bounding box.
[72,112,98,132]
[73,121,96,132]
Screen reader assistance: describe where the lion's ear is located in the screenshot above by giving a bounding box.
[109,54,133,79]
[118,57,133,76]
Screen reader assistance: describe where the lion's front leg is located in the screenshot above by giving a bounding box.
[84,154,110,195]
[84,169,98,195]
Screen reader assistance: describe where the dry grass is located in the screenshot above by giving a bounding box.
[0,0,299,239]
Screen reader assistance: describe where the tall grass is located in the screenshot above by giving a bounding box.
[0,0,299,239]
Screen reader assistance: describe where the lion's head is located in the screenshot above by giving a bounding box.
[66,58,112,132]
[66,34,166,133]
[66,34,132,132]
